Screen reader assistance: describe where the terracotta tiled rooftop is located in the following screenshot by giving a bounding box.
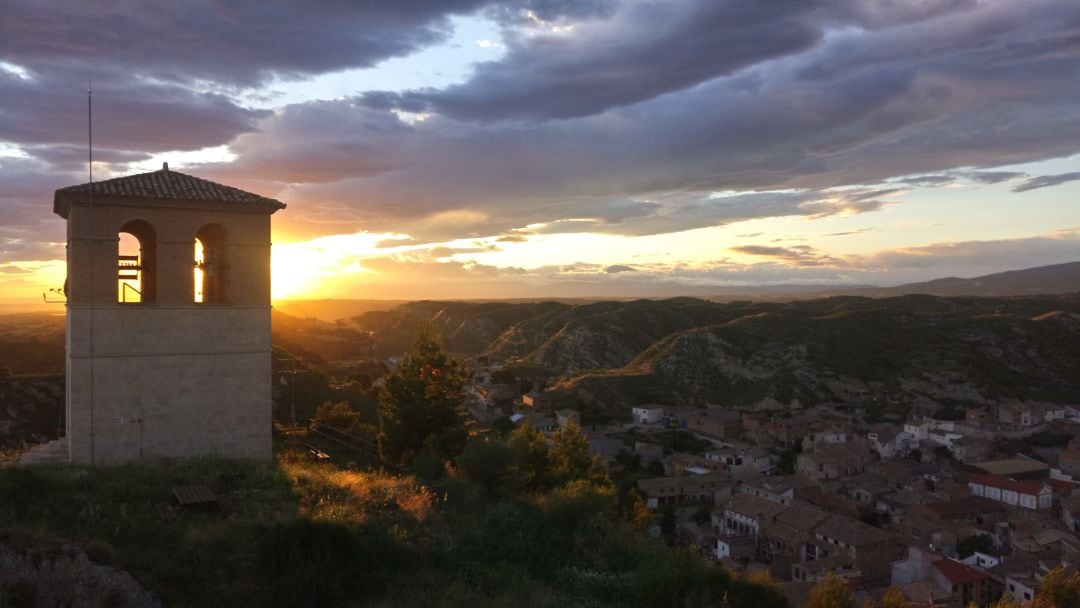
[924,496,1007,518]
[54,165,285,217]
[969,474,1049,495]
[774,502,830,530]
[816,515,896,546]
[933,558,990,585]
[969,458,1049,477]
[725,492,790,520]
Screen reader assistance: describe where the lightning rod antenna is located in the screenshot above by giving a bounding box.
[87,76,96,465]
[88,78,93,187]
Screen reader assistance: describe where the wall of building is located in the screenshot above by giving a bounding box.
[66,201,272,307]
[66,306,272,463]
[63,197,276,464]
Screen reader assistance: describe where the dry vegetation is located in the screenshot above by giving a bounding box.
[0,444,789,608]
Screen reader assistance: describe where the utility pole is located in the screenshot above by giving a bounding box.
[276,357,301,427]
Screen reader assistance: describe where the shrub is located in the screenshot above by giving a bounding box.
[313,401,360,432]
[457,437,512,495]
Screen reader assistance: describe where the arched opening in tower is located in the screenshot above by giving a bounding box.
[117,220,157,303]
[195,223,228,304]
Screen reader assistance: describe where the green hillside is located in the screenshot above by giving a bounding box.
[0,448,787,608]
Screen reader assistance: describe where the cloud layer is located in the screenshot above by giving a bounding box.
[2,0,1079,296]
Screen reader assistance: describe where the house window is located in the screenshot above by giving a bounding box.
[117,220,156,303]
[194,223,228,303]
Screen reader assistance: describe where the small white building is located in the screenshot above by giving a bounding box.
[968,474,1052,510]
[1005,574,1038,604]
[960,551,1001,569]
[1044,405,1068,421]
[716,535,756,560]
[632,406,664,424]
[867,426,913,459]
[928,429,963,449]
[904,419,930,443]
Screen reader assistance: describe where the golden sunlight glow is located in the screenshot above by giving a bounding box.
[271,231,404,299]
[117,232,142,303]
[271,243,327,299]
[194,237,205,303]
[0,259,68,303]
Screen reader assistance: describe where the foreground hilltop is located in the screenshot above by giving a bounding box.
[354,294,1080,419]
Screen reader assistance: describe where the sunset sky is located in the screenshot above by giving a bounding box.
[2,0,1079,303]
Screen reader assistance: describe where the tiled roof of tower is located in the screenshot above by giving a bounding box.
[54,165,285,217]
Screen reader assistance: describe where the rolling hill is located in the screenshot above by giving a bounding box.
[352,292,1080,420]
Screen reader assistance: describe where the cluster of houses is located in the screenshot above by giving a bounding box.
[616,402,1080,607]
[464,367,1080,607]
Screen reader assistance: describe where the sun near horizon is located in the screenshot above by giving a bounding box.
[2,1,1080,306]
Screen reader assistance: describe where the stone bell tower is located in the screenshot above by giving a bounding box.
[54,164,285,464]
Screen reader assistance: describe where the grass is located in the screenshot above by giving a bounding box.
[0,445,790,608]
[1,459,275,605]
[0,451,424,607]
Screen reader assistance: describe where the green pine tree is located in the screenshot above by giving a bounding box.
[377,325,467,469]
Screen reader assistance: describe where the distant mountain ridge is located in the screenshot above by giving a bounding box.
[272,262,1080,322]
[819,260,1080,298]
[3,262,1078,432]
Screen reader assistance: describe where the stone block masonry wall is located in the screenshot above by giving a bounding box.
[56,169,283,465]
[66,306,271,464]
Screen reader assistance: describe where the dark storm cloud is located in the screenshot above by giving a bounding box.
[5,0,1080,266]
[0,156,77,262]
[1012,172,1080,193]
[213,0,1080,247]
[400,0,830,121]
[0,66,269,152]
[0,0,505,177]
[23,146,152,172]
[0,1,490,87]
[223,100,410,183]
[381,0,981,122]
[486,0,619,25]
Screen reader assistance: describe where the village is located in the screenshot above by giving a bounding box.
[468,364,1080,607]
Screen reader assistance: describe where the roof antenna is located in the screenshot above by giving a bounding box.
[88,77,93,188]
[87,74,97,465]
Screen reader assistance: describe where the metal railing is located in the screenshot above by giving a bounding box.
[121,282,142,303]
